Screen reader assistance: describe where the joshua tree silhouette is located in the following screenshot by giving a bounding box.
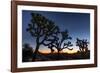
[76,38,89,52]
[47,30,73,59]
[26,13,60,61]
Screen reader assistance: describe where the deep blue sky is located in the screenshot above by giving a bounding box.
[22,10,90,52]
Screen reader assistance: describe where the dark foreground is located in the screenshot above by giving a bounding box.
[22,50,90,62]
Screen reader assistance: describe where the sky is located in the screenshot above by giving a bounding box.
[22,10,90,53]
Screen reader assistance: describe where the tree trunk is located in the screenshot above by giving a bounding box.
[32,37,40,61]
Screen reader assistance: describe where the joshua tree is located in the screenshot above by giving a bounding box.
[27,13,60,61]
[81,39,89,52]
[47,30,73,59]
[76,38,89,52]
[22,43,33,62]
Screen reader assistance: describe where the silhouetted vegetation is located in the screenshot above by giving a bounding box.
[22,43,33,62]
[76,38,89,58]
[47,30,73,59]
[26,13,60,61]
[76,38,89,52]
[22,13,90,62]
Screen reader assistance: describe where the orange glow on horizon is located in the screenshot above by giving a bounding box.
[62,49,78,54]
[39,48,78,54]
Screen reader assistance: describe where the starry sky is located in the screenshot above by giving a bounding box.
[22,10,90,52]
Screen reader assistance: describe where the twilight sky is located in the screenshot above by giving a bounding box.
[22,10,90,52]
